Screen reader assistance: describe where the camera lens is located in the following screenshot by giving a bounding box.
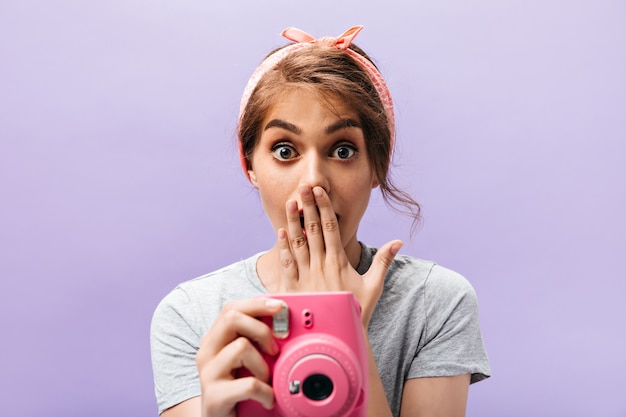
[302,374,334,401]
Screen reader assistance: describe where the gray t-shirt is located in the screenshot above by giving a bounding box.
[150,244,490,416]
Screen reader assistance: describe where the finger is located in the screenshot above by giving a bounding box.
[277,228,298,290]
[312,186,342,251]
[203,377,275,413]
[299,184,325,257]
[199,298,283,357]
[232,377,275,410]
[365,240,403,289]
[201,336,271,382]
[285,199,309,266]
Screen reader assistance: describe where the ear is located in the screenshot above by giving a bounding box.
[248,169,259,187]
[371,176,380,189]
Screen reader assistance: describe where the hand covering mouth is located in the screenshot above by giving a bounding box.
[299,209,340,232]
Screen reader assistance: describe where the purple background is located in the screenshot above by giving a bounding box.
[1,1,625,416]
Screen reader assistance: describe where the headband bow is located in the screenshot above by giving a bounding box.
[281,25,362,49]
[238,25,395,176]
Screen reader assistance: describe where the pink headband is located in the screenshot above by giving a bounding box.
[238,25,395,176]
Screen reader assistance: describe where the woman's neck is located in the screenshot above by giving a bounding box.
[255,238,362,293]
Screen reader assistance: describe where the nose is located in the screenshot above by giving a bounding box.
[302,153,331,195]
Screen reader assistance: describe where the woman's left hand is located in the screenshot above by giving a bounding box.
[275,184,403,328]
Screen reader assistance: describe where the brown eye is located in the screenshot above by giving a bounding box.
[332,145,356,160]
[272,144,298,160]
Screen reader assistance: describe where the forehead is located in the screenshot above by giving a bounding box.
[265,86,357,118]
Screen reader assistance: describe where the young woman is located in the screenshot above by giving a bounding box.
[151,26,490,417]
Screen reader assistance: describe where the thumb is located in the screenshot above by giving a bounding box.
[366,240,403,286]
[359,240,403,328]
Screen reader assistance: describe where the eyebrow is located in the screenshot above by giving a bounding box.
[264,119,302,134]
[264,118,361,135]
[325,118,361,134]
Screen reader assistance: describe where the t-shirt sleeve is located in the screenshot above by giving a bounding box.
[408,265,491,383]
[150,287,203,414]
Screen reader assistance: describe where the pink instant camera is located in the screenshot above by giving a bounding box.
[236,291,368,417]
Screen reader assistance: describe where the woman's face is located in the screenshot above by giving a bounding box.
[248,88,379,251]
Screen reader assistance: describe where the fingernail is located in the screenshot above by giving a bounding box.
[264,399,275,410]
[313,187,324,199]
[390,241,403,256]
[270,338,280,355]
[286,200,298,212]
[299,184,311,196]
[265,298,283,308]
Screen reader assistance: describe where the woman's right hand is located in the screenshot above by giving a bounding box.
[193,297,284,417]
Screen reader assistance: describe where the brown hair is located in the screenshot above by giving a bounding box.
[238,43,421,229]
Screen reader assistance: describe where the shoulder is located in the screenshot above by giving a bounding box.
[169,252,264,299]
[360,243,435,286]
[364,244,480,321]
[393,254,479,316]
[423,263,478,302]
[389,250,477,302]
[151,252,266,331]
[363,243,474,296]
